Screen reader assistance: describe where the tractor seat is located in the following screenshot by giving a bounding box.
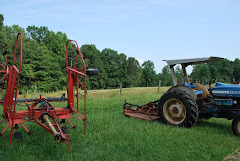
[183,82,196,88]
[183,82,203,95]
[194,90,203,95]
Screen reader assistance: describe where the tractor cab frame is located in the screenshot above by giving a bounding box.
[164,57,224,86]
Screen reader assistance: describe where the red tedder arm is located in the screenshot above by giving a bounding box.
[2,33,22,147]
[66,40,87,134]
[3,33,22,114]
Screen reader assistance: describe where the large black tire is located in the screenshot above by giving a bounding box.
[232,115,240,136]
[159,89,198,128]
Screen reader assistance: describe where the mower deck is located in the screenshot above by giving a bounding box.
[123,100,160,121]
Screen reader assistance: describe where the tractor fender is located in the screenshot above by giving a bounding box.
[166,85,197,100]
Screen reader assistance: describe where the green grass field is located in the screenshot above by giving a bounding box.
[0,87,239,161]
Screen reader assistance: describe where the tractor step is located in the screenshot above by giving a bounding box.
[123,100,160,121]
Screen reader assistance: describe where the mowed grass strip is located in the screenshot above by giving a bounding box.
[0,87,239,161]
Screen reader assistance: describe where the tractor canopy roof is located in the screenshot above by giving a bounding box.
[163,57,224,66]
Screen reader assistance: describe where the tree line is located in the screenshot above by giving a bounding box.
[0,14,240,91]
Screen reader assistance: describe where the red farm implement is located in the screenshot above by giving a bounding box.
[0,33,98,149]
[123,100,160,121]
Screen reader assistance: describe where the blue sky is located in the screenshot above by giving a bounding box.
[1,0,240,73]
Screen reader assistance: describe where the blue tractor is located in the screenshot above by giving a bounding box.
[124,57,240,136]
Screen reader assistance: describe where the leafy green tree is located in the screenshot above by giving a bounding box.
[157,65,172,86]
[232,58,240,81]
[117,53,128,87]
[1,19,211,89]
[31,45,62,91]
[208,62,221,81]
[26,25,50,43]
[0,14,3,44]
[126,57,142,87]
[208,59,233,82]
[0,14,3,29]
[43,31,68,83]
[175,65,183,81]
[20,39,39,89]
[81,44,106,89]
[12,25,26,35]
[190,64,211,83]
[101,48,120,88]
[218,59,234,82]
[141,60,156,87]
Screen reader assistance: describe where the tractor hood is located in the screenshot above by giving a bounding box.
[211,82,240,98]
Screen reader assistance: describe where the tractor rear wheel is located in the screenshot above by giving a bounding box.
[232,115,240,136]
[159,89,198,128]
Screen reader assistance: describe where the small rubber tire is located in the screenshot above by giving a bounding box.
[232,115,240,136]
[62,126,69,134]
[159,89,198,128]
[14,132,23,141]
[86,69,99,76]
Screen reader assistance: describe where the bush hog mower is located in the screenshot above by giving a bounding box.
[124,57,240,136]
[0,33,98,149]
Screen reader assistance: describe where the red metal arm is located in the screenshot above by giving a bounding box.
[66,40,87,134]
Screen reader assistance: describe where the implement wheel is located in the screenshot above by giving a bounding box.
[14,132,23,141]
[159,89,198,128]
[232,115,240,136]
[62,126,69,134]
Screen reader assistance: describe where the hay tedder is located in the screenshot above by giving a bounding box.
[0,33,98,149]
[124,57,240,136]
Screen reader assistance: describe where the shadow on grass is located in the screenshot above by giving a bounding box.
[196,119,233,135]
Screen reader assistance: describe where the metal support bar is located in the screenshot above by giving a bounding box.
[181,64,189,83]
[170,65,178,86]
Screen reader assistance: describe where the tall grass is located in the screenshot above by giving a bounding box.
[0,87,239,161]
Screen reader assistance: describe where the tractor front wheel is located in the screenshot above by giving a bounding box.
[159,89,198,128]
[232,115,240,136]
